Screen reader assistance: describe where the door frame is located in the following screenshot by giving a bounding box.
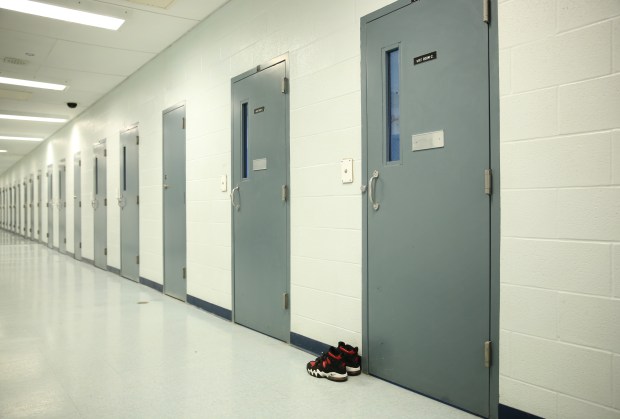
[120,124,140,282]
[230,53,291,337]
[360,1,500,416]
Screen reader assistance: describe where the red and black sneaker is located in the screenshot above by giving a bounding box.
[337,341,361,376]
[306,347,348,382]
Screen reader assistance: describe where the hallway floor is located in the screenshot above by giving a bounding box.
[0,230,476,418]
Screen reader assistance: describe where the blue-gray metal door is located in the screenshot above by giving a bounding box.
[93,141,107,270]
[58,163,66,253]
[363,1,491,416]
[47,165,53,248]
[22,181,27,236]
[17,183,21,236]
[232,60,289,342]
[119,126,140,282]
[74,154,82,260]
[163,105,186,301]
[29,175,34,239]
[37,171,42,242]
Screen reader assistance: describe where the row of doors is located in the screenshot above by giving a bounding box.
[228,1,493,417]
[1,2,494,416]
[0,173,41,240]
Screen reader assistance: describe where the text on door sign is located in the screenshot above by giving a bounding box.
[414,51,437,65]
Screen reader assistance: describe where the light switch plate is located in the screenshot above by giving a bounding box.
[220,175,227,192]
[341,158,353,184]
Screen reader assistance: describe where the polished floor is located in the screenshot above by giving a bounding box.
[0,230,475,418]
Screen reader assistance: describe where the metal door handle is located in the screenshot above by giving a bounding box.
[368,170,380,211]
[230,184,240,211]
[117,195,126,208]
[91,199,98,209]
[163,184,169,190]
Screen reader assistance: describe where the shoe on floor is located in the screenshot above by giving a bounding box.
[337,341,361,376]
[306,347,348,382]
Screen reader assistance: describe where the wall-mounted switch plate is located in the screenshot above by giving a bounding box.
[341,158,353,184]
[220,175,227,192]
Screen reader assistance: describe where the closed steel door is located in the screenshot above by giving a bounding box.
[119,126,140,282]
[58,163,67,253]
[37,171,42,242]
[17,184,21,236]
[163,105,186,301]
[29,176,34,239]
[93,141,107,270]
[22,181,27,236]
[363,1,491,416]
[74,153,82,260]
[232,60,289,342]
[47,165,53,248]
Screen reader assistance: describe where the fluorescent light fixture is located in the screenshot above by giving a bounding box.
[0,0,125,30]
[0,76,66,91]
[0,114,67,123]
[0,135,44,141]
[0,150,7,153]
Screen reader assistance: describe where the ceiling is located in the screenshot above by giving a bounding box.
[0,0,229,175]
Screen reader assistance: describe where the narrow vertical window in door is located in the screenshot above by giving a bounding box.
[242,102,249,179]
[95,158,99,194]
[123,146,127,191]
[387,49,400,162]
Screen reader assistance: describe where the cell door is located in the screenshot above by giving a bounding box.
[47,165,53,248]
[37,171,42,242]
[58,162,67,253]
[93,140,108,270]
[231,59,289,342]
[22,181,27,236]
[29,176,34,239]
[163,105,186,301]
[17,184,21,235]
[74,153,82,260]
[363,1,492,417]
[119,126,140,282]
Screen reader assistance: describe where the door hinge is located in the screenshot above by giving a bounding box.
[484,341,492,368]
[46,232,48,238]
[104,149,107,157]
[182,117,186,130]
[79,242,82,249]
[281,77,289,94]
[64,238,66,244]
[484,169,492,196]
[136,136,140,145]
[182,267,187,279]
[104,198,107,206]
[281,185,288,202]
[79,160,82,167]
[136,255,140,265]
[136,195,140,205]
[104,248,108,256]
[283,292,289,310]
[483,0,490,23]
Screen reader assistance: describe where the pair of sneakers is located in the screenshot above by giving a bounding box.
[306,341,361,382]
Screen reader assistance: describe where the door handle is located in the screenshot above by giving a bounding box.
[368,170,380,211]
[91,199,98,210]
[230,184,240,211]
[117,195,126,208]
[163,184,169,190]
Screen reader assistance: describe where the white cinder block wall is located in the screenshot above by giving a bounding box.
[499,0,620,417]
[2,0,620,417]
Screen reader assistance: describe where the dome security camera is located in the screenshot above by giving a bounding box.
[67,102,77,109]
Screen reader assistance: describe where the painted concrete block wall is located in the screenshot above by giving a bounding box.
[499,0,620,417]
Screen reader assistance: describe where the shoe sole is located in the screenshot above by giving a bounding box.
[346,366,361,376]
[307,368,348,382]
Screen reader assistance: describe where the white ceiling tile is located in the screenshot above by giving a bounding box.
[44,40,155,76]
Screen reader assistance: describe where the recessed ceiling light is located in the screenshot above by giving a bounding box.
[0,0,125,30]
[0,136,44,141]
[0,76,66,91]
[0,150,7,153]
[0,114,67,123]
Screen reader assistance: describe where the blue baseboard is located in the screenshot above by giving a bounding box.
[107,265,120,275]
[290,332,330,356]
[140,276,163,293]
[187,295,232,321]
[499,404,542,419]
